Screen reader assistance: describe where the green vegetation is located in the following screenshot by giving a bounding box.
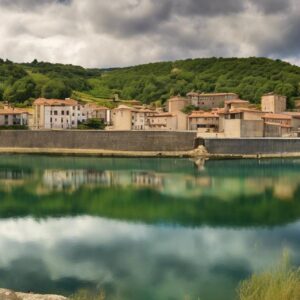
[1,57,300,107]
[238,252,300,300]
[70,290,105,300]
[78,118,105,130]
[0,125,28,130]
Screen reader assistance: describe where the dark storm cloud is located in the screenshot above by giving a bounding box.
[250,0,292,14]
[0,0,299,67]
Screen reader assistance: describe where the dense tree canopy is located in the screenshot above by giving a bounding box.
[0,57,300,107]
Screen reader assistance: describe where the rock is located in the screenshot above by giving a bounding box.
[0,289,67,300]
[0,289,20,300]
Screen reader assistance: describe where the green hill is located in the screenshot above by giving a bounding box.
[1,57,300,107]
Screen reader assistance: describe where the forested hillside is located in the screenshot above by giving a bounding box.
[1,57,300,107]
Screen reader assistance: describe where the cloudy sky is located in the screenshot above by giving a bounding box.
[0,0,299,68]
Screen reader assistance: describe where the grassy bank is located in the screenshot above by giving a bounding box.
[238,252,300,300]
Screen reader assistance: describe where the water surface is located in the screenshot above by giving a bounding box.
[0,155,300,300]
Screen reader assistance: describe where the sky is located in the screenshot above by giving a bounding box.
[0,0,299,68]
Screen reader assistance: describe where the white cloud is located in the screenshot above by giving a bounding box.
[0,0,298,67]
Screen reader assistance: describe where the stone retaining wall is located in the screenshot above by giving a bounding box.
[202,138,300,155]
[0,130,197,152]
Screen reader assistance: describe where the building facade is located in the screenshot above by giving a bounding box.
[0,108,29,127]
[261,93,287,114]
[187,92,239,110]
[188,111,219,132]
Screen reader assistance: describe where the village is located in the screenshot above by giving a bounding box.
[0,91,300,138]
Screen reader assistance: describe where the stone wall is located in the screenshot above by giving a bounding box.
[203,138,300,155]
[0,130,197,152]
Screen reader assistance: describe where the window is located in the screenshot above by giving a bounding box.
[66,111,69,115]
[62,111,65,115]
[54,111,58,115]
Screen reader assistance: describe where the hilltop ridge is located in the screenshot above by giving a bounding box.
[0,57,300,107]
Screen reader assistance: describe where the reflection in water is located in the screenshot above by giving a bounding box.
[0,156,299,299]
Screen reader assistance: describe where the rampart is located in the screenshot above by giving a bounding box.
[0,130,197,152]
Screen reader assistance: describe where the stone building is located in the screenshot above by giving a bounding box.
[167,96,189,113]
[33,98,83,129]
[187,92,239,110]
[0,108,30,127]
[262,113,292,136]
[261,93,287,113]
[219,108,265,138]
[188,111,219,132]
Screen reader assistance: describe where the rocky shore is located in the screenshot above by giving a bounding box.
[0,289,67,300]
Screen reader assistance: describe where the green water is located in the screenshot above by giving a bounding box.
[0,155,300,300]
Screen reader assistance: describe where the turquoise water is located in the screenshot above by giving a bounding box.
[0,155,299,299]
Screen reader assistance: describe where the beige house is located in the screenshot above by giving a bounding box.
[262,113,292,137]
[84,104,111,124]
[219,108,265,137]
[188,111,219,132]
[261,93,287,113]
[148,111,188,131]
[187,92,239,110]
[0,108,30,127]
[283,112,300,131]
[110,104,188,131]
[110,105,156,130]
[224,99,250,111]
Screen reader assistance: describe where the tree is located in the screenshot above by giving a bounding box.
[41,79,72,99]
[3,76,36,103]
[78,118,105,130]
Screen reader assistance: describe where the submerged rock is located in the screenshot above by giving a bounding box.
[0,289,67,300]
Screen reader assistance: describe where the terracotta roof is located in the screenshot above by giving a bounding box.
[114,105,133,110]
[262,113,292,120]
[149,113,174,117]
[225,99,249,104]
[187,92,238,97]
[168,96,187,102]
[34,98,78,106]
[189,111,219,118]
[265,122,292,128]
[0,108,30,115]
[231,108,264,113]
[283,112,300,119]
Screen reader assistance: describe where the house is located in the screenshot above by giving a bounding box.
[148,111,188,131]
[33,98,87,129]
[262,113,292,137]
[110,105,156,130]
[187,92,239,110]
[261,93,287,113]
[147,113,177,131]
[84,104,111,124]
[0,107,30,127]
[219,108,265,138]
[224,99,250,111]
[110,104,188,131]
[188,111,219,132]
[283,112,300,131]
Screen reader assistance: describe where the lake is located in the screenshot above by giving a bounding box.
[0,155,299,300]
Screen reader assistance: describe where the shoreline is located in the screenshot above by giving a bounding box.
[1,147,300,159]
